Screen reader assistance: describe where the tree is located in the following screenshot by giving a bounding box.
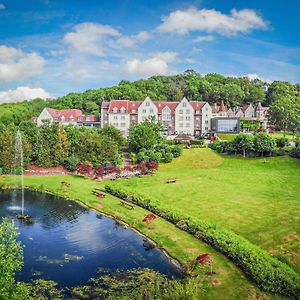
[233,134,254,157]
[253,133,276,157]
[128,118,162,152]
[98,125,126,149]
[268,96,298,136]
[54,126,70,165]
[0,218,30,299]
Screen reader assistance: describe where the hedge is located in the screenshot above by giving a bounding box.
[104,185,300,299]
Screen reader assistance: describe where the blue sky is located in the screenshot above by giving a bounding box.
[0,0,300,102]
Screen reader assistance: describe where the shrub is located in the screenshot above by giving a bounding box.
[253,133,276,157]
[290,147,300,158]
[191,139,204,146]
[274,148,285,156]
[208,141,222,153]
[63,155,80,171]
[76,162,93,175]
[146,161,159,171]
[163,152,173,163]
[136,151,149,163]
[171,145,182,158]
[276,137,289,148]
[104,186,300,299]
[137,162,149,174]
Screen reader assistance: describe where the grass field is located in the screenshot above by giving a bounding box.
[1,148,299,298]
[109,148,300,269]
[0,174,265,300]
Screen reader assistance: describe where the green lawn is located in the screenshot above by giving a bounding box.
[109,148,300,269]
[216,133,238,141]
[268,132,296,140]
[0,174,265,300]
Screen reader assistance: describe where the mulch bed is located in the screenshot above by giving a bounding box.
[24,165,73,176]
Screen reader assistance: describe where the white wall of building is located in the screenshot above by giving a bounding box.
[175,97,194,135]
[201,102,212,132]
[37,108,53,126]
[108,113,131,136]
[137,97,158,123]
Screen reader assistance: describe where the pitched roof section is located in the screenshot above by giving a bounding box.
[190,101,206,111]
[155,101,179,114]
[108,100,131,113]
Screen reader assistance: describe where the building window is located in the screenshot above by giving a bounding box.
[186,109,190,114]
[186,116,191,121]
[205,120,209,124]
[132,109,136,113]
[162,108,171,121]
[120,107,126,113]
[146,101,150,106]
[78,116,83,122]
[150,109,154,113]
[183,102,187,107]
[113,116,118,120]
[179,123,183,128]
[113,107,118,113]
[205,127,208,130]
[179,109,183,114]
[113,122,118,126]
[142,109,146,113]
[178,116,183,121]
[61,116,65,122]
[205,114,208,117]
[120,122,126,127]
[121,116,125,120]
[196,110,200,114]
[186,123,190,127]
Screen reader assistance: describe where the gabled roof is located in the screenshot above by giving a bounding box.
[45,108,83,122]
[190,101,206,111]
[212,103,220,113]
[220,100,227,112]
[155,101,178,114]
[101,101,110,109]
[108,100,131,113]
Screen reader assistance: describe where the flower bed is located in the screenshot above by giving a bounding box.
[104,185,300,299]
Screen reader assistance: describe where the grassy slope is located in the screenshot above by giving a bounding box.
[218,132,296,141]
[0,175,266,300]
[109,148,300,269]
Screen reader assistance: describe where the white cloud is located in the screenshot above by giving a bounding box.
[108,31,152,48]
[193,35,215,43]
[0,86,53,103]
[0,46,45,83]
[0,3,5,9]
[244,73,261,80]
[158,7,268,36]
[125,57,169,77]
[153,51,178,63]
[63,22,120,56]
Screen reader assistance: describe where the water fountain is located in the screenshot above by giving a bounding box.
[14,129,30,220]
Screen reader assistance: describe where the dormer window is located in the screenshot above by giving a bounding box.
[61,116,65,122]
[86,116,90,121]
[120,107,126,113]
[132,109,136,114]
[70,116,74,122]
[78,116,83,122]
[113,107,118,113]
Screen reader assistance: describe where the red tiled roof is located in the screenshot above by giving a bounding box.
[128,101,142,113]
[212,103,220,113]
[241,104,250,112]
[220,100,227,112]
[108,100,131,113]
[190,101,206,112]
[46,108,83,122]
[154,101,179,114]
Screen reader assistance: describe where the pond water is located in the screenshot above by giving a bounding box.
[0,190,182,287]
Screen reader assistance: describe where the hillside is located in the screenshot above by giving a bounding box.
[0,70,299,127]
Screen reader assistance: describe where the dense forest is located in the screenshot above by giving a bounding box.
[1,70,300,128]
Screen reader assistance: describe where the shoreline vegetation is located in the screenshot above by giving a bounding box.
[1,148,300,299]
[1,178,264,300]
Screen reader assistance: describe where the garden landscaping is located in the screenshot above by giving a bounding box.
[1,147,300,298]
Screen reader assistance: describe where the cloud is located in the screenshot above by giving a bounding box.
[0,86,53,103]
[157,7,268,36]
[0,46,45,83]
[125,52,177,77]
[63,23,152,55]
[193,35,215,43]
[63,22,120,56]
[0,3,5,9]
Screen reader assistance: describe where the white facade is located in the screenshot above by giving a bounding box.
[37,108,54,126]
[175,97,194,135]
[201,102,212,132]
[137,97,158,123]
[108,110,131,136]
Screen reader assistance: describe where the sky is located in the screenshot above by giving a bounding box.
[0,0,300,103]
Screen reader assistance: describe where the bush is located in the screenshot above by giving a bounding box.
[104,186,300,299]
[0,167,2,175]
[290,147,300,158]
[163,152,173,163]
[208,141,222,152]
[191,139,204,146]
[274,148,285,156]
[171,145,182,158]
[136,151,149,163]
[276,137,289,148]
[63,155,80,171]
[253,133,276,157]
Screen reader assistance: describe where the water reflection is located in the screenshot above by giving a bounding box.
[0,190,181,287]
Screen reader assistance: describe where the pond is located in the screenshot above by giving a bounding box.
[0,189,182,288]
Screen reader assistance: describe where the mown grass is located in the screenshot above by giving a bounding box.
[216,133,239,141]
[108,148,300,269]
[0,175,267,300]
